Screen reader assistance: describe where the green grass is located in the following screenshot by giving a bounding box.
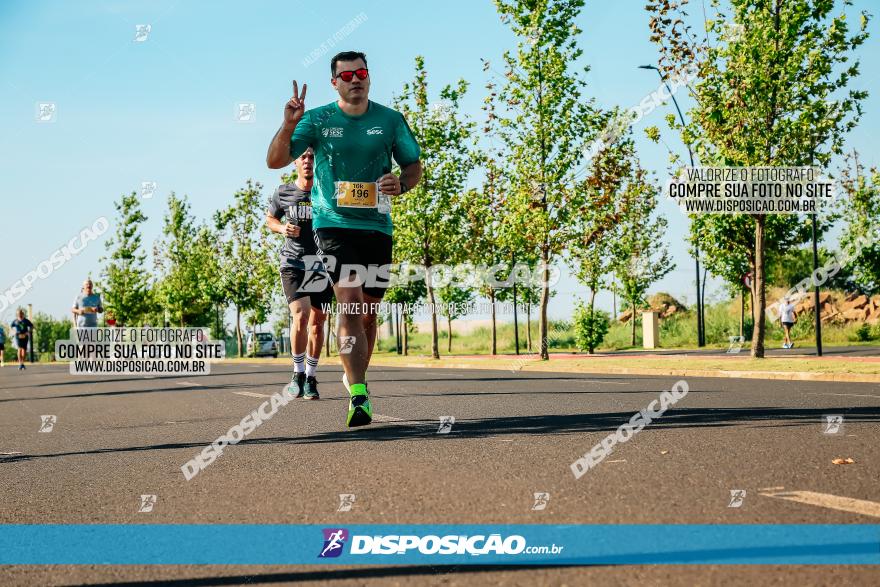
[377,299,880,356]
[377,320,578,355]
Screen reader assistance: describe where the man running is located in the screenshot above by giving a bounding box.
[72,279,103,328]
[10,309,33,371]
[267,50,422,427]
[267,147,332,400]
[0,325,6,367]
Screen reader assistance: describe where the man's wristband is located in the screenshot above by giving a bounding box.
[399,180,409,195]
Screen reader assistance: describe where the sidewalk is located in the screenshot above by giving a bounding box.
[226,349,880,384]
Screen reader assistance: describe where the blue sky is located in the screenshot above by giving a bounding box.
[1,0,877,326]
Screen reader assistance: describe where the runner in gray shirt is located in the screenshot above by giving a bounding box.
[72,279,103,328]
[266,147,332,400]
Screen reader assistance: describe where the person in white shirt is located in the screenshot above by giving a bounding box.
[779,298,798,349]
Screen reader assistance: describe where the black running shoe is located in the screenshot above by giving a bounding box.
[304,376,320,400]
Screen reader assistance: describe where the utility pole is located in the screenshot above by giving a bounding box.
[639,64,704,346]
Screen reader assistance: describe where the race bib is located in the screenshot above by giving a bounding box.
[335,181,378,208]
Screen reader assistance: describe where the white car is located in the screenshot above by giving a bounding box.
[245,332,279,358]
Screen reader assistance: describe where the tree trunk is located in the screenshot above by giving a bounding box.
[489,289,497,355]
[512,259,519,355]
[447,316,452,353]
[740,291,745,338]
[426,272,440,359]
[526,300,532,352]
[326,311,332,356]
[701,266,708,341]
[539,251,550,360]
[395,305,401,354]
[751,216,767,358]
[588,288,597,354]
[749,287,755,329]
[612,286,617,319]
[403,316,409,356]
[630,300,637,347]
[235,306,243,358]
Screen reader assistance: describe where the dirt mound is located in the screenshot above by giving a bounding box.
[769,288,880,324]
[619,292,687,323]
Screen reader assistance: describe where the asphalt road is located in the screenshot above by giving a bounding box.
[1,362,879,586]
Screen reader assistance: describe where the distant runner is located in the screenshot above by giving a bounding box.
[10,309,33,371]
[267,147,332,400]
[267,50,422,427]
[72,279,103,328]
[779,297,797,349]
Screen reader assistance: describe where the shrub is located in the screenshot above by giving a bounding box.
[573,302,610,354]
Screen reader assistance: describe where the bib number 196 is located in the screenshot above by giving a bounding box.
[336,181,378,208]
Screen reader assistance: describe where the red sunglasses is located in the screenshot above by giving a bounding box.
[335,68,369,82]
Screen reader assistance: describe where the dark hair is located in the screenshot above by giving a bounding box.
[330,51,367,76]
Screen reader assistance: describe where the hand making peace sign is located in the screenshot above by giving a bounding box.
[283,80,308,130]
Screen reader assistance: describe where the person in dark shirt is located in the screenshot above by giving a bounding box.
[266,147,332,400]
[10,308,34,371]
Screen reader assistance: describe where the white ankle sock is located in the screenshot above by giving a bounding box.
[305,355,319,377]
[292,352,305,373]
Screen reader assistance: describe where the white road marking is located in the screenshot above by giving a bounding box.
[807,392,880,399]
[175,381,198,386]
[760,489,880,519]
[372,413,405,423]
[0,451,23,456]
[606,459,627,463]
[232,391,271,398]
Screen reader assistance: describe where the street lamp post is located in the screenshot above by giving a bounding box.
[639,64,704,347]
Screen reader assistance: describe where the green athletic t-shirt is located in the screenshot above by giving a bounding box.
[289,100,421,236]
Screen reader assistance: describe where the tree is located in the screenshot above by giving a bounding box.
[647,0,870,356]
[458,182,505,355]
[215,180,277,357]
[438,285,474,353]
[610,163,674,346]
[384,280,426,356]
[568,133,645,348]
[573,302,610,354]
[393,56,475,359]
[837,152,880,294]
[493,0,602,359]
[32,312,72,358]
[153,193,218,327]
[100,192,153,326]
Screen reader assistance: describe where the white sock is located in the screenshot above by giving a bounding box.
[292,352,305,374]
[305,355,319,377]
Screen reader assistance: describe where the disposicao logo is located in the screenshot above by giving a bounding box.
[319,528,349,558]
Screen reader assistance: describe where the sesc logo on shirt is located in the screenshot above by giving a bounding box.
[366,126,383,135]
[322,127,344,138]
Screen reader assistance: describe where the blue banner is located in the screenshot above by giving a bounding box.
[0,524,877,565]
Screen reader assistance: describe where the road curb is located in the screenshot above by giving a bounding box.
[358,359,880,383]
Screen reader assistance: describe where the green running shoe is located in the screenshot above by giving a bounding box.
[288,372,305,398]
[304,376,320,400]
[346,384,372,427]
[342,373,368,394]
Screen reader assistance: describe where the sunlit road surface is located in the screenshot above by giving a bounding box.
[1,363,878,585]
